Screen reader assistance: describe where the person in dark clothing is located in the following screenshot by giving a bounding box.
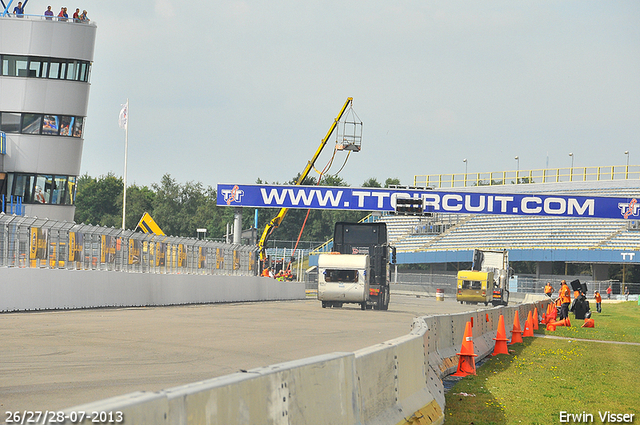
[570,291,591,320]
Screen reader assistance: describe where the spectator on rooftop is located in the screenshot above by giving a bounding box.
[44,5,54,19]
[13,2,25,17]
[79,10,89,22]
[73,8,80,22]
[58,7,68,21]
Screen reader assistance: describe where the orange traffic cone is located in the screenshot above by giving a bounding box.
[552,317,571,327]
[533,307,539,330]
[541,305,550,324]
[452,321,478,376]
[523,311,534,337]
[546,322,556,331]
[509,311,523,345]
[547,303,557,323]
[492,315,510,356]
[486,313,490,322]
[582,318,595,328]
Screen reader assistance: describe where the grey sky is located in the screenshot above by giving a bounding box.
[73,1,639,188]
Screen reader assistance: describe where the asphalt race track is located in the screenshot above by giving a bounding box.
[0,293,487,413]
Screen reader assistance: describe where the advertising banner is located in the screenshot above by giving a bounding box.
[100,235,117,263]
[178,244,187,268]
[29,227,48,265]
[128,239,141,265]
[68,232,84,263]
[233,250,240,270]
[217,184,639,220]
[156,242,166,267]
[198,246,206,269]
[216,248,224,270]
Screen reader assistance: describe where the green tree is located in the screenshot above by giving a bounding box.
[362,177,381,188]
[124,184,155,230]
[151,174,214,237]
[74,173,123,227]
[384,177,401,187]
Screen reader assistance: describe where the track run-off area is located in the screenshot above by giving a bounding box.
[1,292,486,413]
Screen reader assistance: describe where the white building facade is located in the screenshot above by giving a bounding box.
[0,14,96,221]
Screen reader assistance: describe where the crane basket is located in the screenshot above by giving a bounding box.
[335,105,362,152]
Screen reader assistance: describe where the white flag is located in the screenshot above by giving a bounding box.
[118,103,128,129]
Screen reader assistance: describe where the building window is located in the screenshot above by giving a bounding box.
[60,116,74,136]
[22,114,43,134]
[5,173,77,205]
[48,60,61,79]
[66,176,76,205]
[0,112,21,133]
[52,176,68,204]
[42,115,60,135]
[0,54,91,82]
[73,117,84,138]
[13,174,35,203]
[0,112,85,138]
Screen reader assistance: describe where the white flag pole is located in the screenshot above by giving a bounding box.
[122,98,129,230]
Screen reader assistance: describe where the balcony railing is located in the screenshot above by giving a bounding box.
[414,165,640,189]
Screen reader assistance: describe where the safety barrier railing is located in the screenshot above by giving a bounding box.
[414,164,640,188]
[0,213,258,275]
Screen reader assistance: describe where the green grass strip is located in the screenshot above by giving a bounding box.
[536,301,640,343]
[445,302,640,424]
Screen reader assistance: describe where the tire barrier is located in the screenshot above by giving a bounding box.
[50,297,551,425]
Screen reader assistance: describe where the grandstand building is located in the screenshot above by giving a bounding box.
[381,173,640,283]
[0,13,97,221]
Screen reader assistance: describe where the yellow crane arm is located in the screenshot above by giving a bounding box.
[258,97,353,263]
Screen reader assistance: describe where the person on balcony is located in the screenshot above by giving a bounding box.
[13,2,24,17]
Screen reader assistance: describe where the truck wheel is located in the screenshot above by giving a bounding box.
[322,301,327,308]
[381,287,390,311]
[361,303,366,310]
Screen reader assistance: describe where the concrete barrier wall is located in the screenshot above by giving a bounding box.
[0,268,305,312]
[51,298,551,425]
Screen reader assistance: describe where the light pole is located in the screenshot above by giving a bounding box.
[625,151,629,179]
[514,156,519,184]
[463,158,468,186]
[569,153,574,181]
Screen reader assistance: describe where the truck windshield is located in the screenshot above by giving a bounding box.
[462,280,482,290]
[325,269,358,283]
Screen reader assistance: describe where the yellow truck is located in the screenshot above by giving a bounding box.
[456,270,494,305]
[456,249,510,306]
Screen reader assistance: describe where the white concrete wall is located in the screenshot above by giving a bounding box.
[51,298,551,425]
[0,268,305,312]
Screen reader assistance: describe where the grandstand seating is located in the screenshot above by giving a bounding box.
[377,180,640,253]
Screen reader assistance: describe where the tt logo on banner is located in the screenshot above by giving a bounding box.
[618,199,639,219]
[222,185,244,205]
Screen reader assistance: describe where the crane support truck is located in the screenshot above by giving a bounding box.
[317,221,394,310]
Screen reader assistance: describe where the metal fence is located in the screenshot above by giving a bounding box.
[393,272,640,296]
[0,213,258,275]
